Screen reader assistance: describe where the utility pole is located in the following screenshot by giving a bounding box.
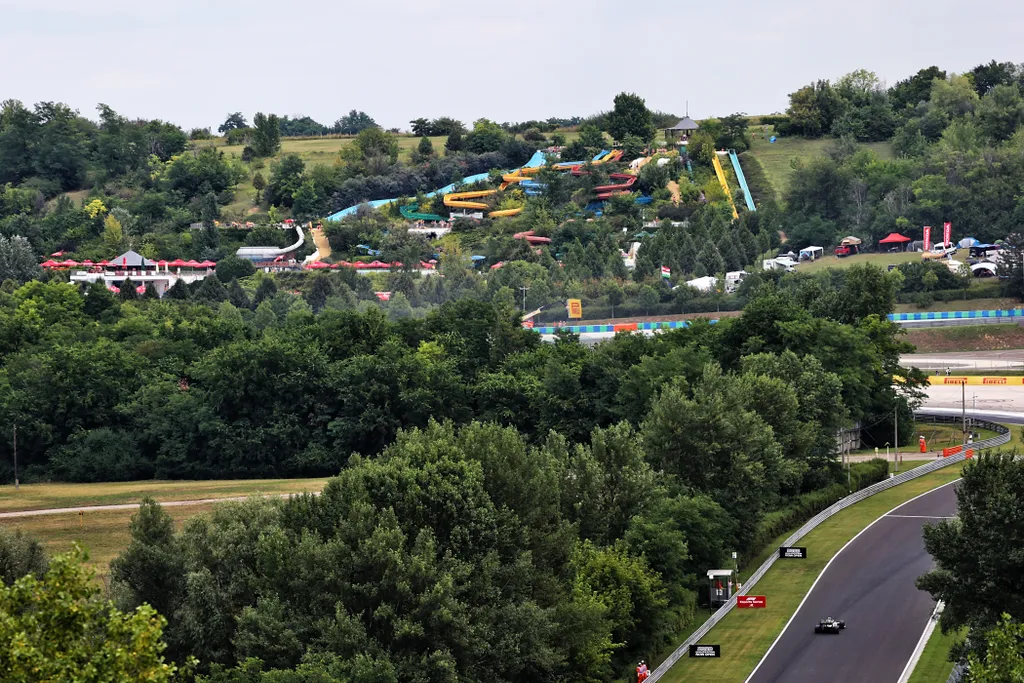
[894,406,899,473]
[519,286,529,313]
[962,379,968,452]
[12,425,18,491]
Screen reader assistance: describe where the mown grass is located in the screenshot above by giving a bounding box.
[746,134,893,198]
[795,250,919,273]
[904,324,1024,353]
[657,463,964,683]
[7,504,218,581]
[0,478,328,513]
[907,625,965,683]
[894,297,1020,313]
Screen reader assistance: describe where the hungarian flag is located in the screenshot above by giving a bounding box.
[661,265,671,279]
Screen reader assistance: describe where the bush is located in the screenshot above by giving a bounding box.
[743,484,847,564]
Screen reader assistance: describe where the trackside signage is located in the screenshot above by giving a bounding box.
[688,645,721,658]
[736,595,767,608]
[779,546,807,559]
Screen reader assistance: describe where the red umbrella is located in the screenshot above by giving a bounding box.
[60,259,79,267]
[304,261,330,269]
[185,260,201,268]
[490,261,505,270]
[419,261,436,269]
[168,258,188,267]
[82,259,94,266]
[352,262,369,269]
[157,260,168,267]
[136,285,146,294]
[329,263,339,269]
[367,260,389,268]
[878,232,911,244]
[335,261,352,267]
[40,260,58,268]
[199,260,216,267]
[97,260,110,266]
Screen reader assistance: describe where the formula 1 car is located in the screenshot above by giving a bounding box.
[814,617,846,634]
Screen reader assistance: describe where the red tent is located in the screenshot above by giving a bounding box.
[82,259,94,266]
[199,260,216,267]
[97,260,110,266]
[352,262,369,269]
[878,232,911,244]
[60,259,79,267]
[157,260,168,267]
[367,260,389,268]
[185,260,201,268]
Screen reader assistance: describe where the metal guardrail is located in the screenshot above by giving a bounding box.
[646,412,1010,683]
[947,662,967,683]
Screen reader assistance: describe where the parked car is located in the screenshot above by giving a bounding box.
[835,245,852,257]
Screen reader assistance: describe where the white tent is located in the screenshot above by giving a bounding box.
[798,246,824,261]
[685,276,718,293]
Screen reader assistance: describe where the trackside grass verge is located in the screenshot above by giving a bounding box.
[0,478,329,513]
[657,463,965,683]
[907,624,965,683]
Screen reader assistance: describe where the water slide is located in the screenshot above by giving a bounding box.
[442,189,523,218]
[399,203,445,222]
[326,150,547,222]
[728,149,756,212]
[594,173,638,199]
[501,149,622,188]
[712,152,739,219]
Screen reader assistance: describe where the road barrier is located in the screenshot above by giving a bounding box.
[646,412,1010,683]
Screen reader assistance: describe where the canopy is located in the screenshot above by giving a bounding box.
[136,285,146,294]
[840,236,862,246]
[111,250,155,267]
[97,260,110,266]
[40,260,58,268]
[879,232,911,244]
[198,260,216,268]
[81,260,94,266]
[367,260,389,268]
[958,237,979,248]
[157,260,168,266]
[666,117,700,132]
[167,258,188,267]
[490,261,505,270]
[185,260,201,267]
[304,261,330,269]
[352,262,369,269]
[60,259,79,266]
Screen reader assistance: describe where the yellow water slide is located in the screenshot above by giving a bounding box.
[500,149,625,189]
[712,152,739,219]
[443,190,523,218]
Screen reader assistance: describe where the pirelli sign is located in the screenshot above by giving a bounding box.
[927,376,1024,386]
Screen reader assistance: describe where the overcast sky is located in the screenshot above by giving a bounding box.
[1,0,1021,131]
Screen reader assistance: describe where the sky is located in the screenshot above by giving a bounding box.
[1,0,1021,131]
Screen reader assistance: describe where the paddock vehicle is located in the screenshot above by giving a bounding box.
[814,617,846,634]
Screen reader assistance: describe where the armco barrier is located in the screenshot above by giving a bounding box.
[889,308,1023,322]
[646,412,1010,683]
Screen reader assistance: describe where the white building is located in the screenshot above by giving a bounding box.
[69,250,215,297]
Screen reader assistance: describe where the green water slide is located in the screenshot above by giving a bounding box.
[400,203,445,222]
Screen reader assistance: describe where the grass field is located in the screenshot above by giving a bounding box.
[0,478,328,513]
[795,251,919,273]
[657,463,964,683]
[0,478,330,581]
[853,422,998,457]
[746,134,893,198]
[907,624,964,683]
[904,324,1024,353]
[894,297,1020,313]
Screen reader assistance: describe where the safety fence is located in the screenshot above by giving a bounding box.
[646,412,1010,683]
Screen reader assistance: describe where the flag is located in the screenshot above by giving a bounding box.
[923,226,932,251]
[661,265,671,279]
[943,222,952,245]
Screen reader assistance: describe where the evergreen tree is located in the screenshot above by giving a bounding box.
[306,274,334,313]
[228,279,251,309]
[166,278,189,300]
[253,277,278,305]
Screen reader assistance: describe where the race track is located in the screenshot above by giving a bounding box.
[746,482,958,683]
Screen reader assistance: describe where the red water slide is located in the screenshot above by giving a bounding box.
[595,173,637,199]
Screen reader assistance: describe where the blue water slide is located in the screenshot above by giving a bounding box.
[728,149,756,212]
[686,158,693,176]
[326,150,549,221]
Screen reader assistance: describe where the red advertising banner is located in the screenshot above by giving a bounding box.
[943,222,952,245]
[737,595,767,609]
[923,226,932,251]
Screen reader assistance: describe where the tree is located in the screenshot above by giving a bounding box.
[970,60,1020,96]
[306,274,334,313]
[977,83,1024,142]
[930,75,981,119]
[445,129,464,153]
[416,135,434,158]
[577,124,607,154]
[219,112,247,134]
[607,92,656,143]
[603,280,624,317]
[109,498,185,622]
[252,171,266,203]
[917,454,1024,662]
[0,547,181,681]
[0,234,39,283]
[265,154,305,207]
[215,255,256,284]
[637,285,659,315]
[227,279,250,309]
[620,134,645,161]
[333,110,377,135]
[251,112,281,157]
[717,113,751,151]
[0,528,47,586]
[966,614,1024,682]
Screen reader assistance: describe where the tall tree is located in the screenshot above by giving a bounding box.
[218,112,247,134]
[607,92,656,143]
[251,112,281,157]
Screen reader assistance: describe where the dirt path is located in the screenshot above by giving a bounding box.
[311,227,331,261]
[0,493,312,520]
[666,180,681,204]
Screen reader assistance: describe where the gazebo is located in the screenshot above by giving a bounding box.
[878,232,912,251]
[665,116,700,140]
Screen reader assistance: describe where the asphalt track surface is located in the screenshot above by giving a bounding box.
[746,482,958,683]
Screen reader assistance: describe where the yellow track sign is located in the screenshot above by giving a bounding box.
[567,299,583,319]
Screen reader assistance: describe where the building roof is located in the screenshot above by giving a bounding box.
[666,117,700,131]
[110,250,156,267]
